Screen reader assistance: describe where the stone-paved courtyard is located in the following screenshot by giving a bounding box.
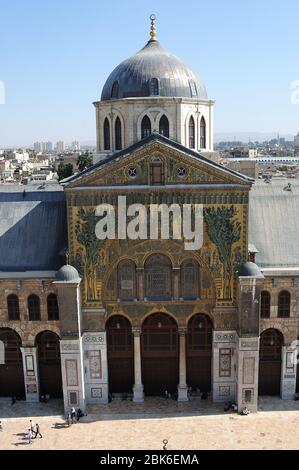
[0,397,299,450]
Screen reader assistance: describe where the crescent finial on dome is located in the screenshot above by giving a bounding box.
[150,14,157,41]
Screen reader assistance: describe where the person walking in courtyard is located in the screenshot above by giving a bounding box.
[27,428,33,444]
[33,423,43,439]
[71,407,77,424]
[0,421,3,431]
[29,419,34,432]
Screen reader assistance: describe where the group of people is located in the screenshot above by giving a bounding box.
[67,407,85,425]
[27,419,43,444]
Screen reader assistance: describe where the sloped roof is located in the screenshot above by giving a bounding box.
[0,184,67,271]
[62,133,254,186]
[249,179,299,268]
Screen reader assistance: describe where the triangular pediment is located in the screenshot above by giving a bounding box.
[65,134,253,189]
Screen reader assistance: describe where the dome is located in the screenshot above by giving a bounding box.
[238,262,264,279]
[55,265,81,283]
[101,39,207,101]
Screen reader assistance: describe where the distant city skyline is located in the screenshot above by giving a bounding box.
[1,0,299,146]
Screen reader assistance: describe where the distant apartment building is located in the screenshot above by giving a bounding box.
[72,140,80,151]
[294,133,299,153]
[56,141,65,153]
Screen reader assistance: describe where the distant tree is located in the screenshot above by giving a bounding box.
[77,151,93,172]
[57,163,73,181]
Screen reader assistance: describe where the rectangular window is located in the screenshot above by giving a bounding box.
[150,162,164,185]
[68,391,79,406]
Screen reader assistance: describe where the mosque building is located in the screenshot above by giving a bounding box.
[0,17,298,412]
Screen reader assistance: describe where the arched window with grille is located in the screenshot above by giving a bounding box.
[28,294,41,321]
[200,116,206,149]
[115,117,122,150]
[189,116,195,149]
[261,291,271,318]
[118,260,136,300]
[141,115,151,139]
[181,260,199,300]
[7,294,20,321]
[111,81,119,99]
[104,118,110,150]
[47,294,59,321]
[278,290,290,318]
[149,78,159,96]
[159,115,169,138]
[145,254,172,300]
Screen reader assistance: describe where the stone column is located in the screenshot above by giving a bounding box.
[137,268,144,301]
[132,327,144,402]
[281,345,297,399]
[60,339,86,412]
[173,268,180,300]
[177,327,188,401]
[83,332,108,404]
[20,347,39,402]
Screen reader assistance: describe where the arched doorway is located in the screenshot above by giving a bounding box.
[0,328,25,398]
[259,329,283,396]
[36,331,62,398]
[141,313,178,396]
[186,314,213,393]
[106,316,134,394]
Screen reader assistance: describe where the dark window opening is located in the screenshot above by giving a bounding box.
[189,116,195,149]
[28,295,41,321]
[200,116,206,149]
[115,117,122,150]
[159,115,169,138]
[141,115,151,139]
[278,291,290,318]
[104,118,110,150]
[7,294,20,321]
[261,291,271,319]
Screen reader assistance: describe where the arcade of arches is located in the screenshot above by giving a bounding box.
[1,322,297,403]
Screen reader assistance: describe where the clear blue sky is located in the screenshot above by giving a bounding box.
[1,0,299,146]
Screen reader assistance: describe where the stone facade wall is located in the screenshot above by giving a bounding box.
[0,278,60,345]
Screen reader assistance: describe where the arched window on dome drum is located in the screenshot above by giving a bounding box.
[115,117,122,150]
[181,260,199,300]
[28,294,41,321]
[141,115,151,139]
[111,81,119,99]
[189,116,195,149]
[200,116,206,149]
[145,254,172,300]
[260,291,271,319]
[47,294,59,321]
[7,294,20,321]
[278,291,290,318]
[118,260,136,300]
[104,118,110,150]
[159,115,169,138]
[149,78,159,96]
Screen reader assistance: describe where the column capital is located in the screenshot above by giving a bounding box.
[178,327,187,336]
[132,327,142,337]
[136,267,144,271]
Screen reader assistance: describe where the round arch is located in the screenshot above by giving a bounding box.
[141,313,179,396]
[186,314,213,394]
[0,328,25,398]
[106,315,134,395]
[36,330,62,398]
[259,329,283,396]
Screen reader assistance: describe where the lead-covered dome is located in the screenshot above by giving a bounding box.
[101,39,207,101]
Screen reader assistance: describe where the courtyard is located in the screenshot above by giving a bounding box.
[0,397,299,450]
